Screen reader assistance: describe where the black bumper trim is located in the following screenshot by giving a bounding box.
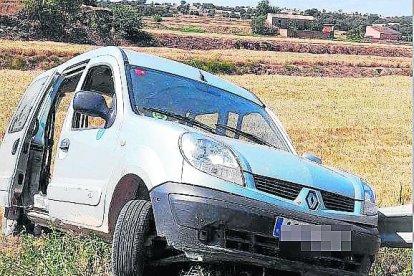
[150,182,380,274]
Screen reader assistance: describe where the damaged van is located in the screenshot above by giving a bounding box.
[0,47,380,275]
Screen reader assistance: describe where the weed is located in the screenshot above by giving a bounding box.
[180,26,206,33]
[188,59,236,74]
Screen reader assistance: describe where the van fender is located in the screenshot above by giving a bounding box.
[102,146,183,234]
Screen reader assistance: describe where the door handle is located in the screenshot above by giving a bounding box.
[59,139,70,152]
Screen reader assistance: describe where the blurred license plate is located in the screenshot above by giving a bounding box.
[273,217,352,251]
[273,217,309,238]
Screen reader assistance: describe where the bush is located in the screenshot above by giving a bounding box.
[112,4,143,41]
[85,10,114,45]
[180,26,205,33]
[251,15,277,35]
[153,14,162,22]
[346,26,365,42]
[188,60,236,74]
[22,0,84,40]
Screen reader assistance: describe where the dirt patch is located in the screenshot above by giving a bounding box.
[0,53,411,78]
[153,33,412,58]
[241,63,412,78]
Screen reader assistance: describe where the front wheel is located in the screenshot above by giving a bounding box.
[111,200,153,276]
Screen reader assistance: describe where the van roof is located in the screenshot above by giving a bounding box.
[53,46,263,106]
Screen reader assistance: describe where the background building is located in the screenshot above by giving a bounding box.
[0,0,22,15]
[266,13,315,30]
[365,25,402,41]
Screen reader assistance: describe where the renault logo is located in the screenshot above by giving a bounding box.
[306,191,319,210]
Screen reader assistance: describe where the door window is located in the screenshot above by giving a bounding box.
[72,65,116,130]
[9,76,49,133]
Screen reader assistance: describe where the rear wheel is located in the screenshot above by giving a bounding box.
[111,200,153,276]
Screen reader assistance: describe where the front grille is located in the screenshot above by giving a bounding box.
[253,174,355,213]
[203,227,363,273]
[320,190,355,212]
[253,174,302,200]
[224,229,279,257]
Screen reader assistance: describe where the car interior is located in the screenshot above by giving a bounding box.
[17,64,116,213]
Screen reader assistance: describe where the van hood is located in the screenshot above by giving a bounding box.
[218,137,363,200]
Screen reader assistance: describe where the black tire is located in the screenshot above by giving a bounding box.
[359,255,374,275]
[112,200,153,276]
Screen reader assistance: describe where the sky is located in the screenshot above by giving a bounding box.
[163,0,412,16]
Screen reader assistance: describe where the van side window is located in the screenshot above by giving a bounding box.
[9,76,49,133]
[33,74,81,147]
[72,65,116,130]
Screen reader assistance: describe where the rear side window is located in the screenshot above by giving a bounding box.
[9,76,49,133]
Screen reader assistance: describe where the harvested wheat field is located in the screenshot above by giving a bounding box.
[0,68,412,274]
[144,15,252,35]
[0,39,411,79]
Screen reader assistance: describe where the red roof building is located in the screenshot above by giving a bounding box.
[365,25,401,41]
[0,0,22,15]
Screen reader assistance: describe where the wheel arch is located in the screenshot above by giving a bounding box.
[107,173,150,236]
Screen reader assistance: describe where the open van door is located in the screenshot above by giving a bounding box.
[0,70,57,210]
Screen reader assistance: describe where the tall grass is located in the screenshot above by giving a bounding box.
[0,70,411,275]
[0,231,111,276]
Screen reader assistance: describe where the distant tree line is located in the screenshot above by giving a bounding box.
[0,0,157,45]
[0,0,411,43]
[105,0,411,41]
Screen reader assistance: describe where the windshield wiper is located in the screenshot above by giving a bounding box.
[216,123,276,149]
[143,107,217,135]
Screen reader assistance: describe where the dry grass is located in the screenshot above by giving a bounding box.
[0,39,410,74]
[147,29,413,49]
[0,40,93,56]
[0,71,411,274]
[0,72,410,206]
[0,70,42,140]
[136,47,412,69]
[144,15,252,35]
[225,75,412,207]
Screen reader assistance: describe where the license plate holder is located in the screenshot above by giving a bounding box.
[273,216,310,238]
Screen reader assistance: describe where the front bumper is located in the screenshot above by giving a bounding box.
[150,182,380,275]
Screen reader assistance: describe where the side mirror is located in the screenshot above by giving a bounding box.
[302,153,322,165]
[73,91,109,122]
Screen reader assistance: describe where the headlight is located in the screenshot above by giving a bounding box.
[362,181,377,216]
[180,132,244,185]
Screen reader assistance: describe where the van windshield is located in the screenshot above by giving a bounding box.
[129,67,290,152]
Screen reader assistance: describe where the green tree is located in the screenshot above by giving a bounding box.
[23,0,83,40]
[304,8,321,17]
[256,0,271,16]
[112,4,143,41]
[346,25,365,42]
[251,15,276,35]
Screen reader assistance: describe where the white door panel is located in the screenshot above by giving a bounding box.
[48,56,123,228]
[48,181,102,206]
[0,73,55,207]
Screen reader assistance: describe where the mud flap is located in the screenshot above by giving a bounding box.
[378,205,412,248]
